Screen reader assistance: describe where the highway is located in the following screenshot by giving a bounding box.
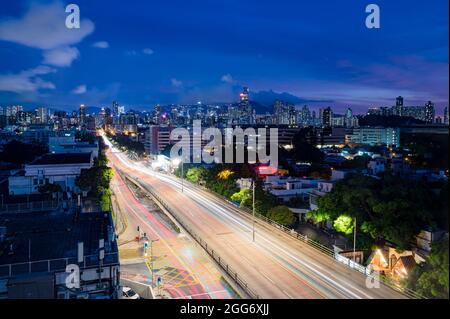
[111,167,237,299]
[104,136,406,299]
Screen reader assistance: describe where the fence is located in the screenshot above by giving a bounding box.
[124,175,259,299]
[173,176,425,299]
[127,172,424,299]
[0,252,119,279]
[0,200,60,213]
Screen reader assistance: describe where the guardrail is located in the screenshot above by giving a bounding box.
[0,252,119,279]
[124,175,259,299]
[0,200,60,213]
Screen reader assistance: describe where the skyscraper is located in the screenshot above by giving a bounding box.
[424,101,435,124]
[239,87,253,124]
[299,105,311,126]
[320,107,332,128]
[444,106,449,125]
[79,104,86,125]
[36,107,48,124]
[394,96,404,116]
[112,101,119,116]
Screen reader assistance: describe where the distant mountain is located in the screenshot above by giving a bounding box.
[249,101,272,114]
[359,115,426,127]
[251,90,332,109]
[85,106,102,114]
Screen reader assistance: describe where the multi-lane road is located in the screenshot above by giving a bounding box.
[105,136,405,299]
[111,165,237,299]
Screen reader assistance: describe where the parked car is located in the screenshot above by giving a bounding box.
[122,286,140,299]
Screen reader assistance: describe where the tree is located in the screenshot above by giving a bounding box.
[310,173,435,250]
[231,189,251,206]
[267,206,296,227]
[333,215,354,235]
[76,166,113,197]
[406,239,449,299]
[186,167,206,184]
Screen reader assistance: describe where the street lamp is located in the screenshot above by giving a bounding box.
[172,158,184,193]
[252,180,256,242]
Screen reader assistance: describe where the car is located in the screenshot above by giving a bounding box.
[122,286,140,299]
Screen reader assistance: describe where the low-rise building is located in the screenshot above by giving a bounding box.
[367,157,386,175]
[0,210,120,299]
[346,127,400,147]
[264,175,322,203]
[49,136,98,158]
[8,153,93,195]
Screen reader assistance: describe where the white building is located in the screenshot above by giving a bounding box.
[346,127,400,147]
[49,135,98,158]
[8,153,93,195]
[264,175,322,202]
[367,158,386,175]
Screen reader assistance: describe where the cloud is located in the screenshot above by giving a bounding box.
[125,50,138,56]
[43,46,80,67]
[0,0,94,50]
[92,41,109,49]
[171,78,183,88]
[0,65,56,93]
[221,73,234,84]
[142,48,154,55]
[72,84,87,94]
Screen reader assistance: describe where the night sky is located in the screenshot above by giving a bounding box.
[0,0,448,114]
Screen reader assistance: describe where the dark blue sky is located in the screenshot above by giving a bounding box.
[0,0,448,114]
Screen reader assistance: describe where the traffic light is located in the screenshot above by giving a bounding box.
[143,241,149,256]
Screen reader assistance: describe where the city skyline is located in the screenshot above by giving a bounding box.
[0,0,448,114]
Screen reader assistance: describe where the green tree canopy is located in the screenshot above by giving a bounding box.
[333,215,354,235]
[231,189,251,206]
[406,239,449,299]
[267,206,296,227]
[307,173,435,250]
[185,167,206,184]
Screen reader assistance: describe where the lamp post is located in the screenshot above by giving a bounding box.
[172,158,184,193]
[252,180,256,242]
[181,161,184,193]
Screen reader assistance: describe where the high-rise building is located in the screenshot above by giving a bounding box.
[35,107,48,124]
[112,101,119,116]
[394,96,404,116]
[444,106,449,125]
[347,127,400,147]
[79,104,86,125]
[424,101,435,124]
[239,87,253,124]
[298,105,311,126]
[320,107,332,128]
[154,104,161,124]
[240,87,249,103]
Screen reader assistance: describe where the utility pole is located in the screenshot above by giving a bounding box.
[149,239,159,286]
[252,180,255,242]
[181,161,184,193]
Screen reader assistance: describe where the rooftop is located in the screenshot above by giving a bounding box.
[29,153,92,166]
[0,210,117,267]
